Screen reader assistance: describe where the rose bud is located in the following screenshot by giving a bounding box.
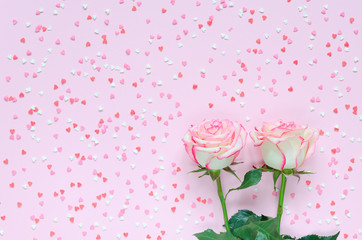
[250,120,319,170]
[183,119,247,170]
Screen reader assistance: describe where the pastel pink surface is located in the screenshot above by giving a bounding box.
[0,0,362,239]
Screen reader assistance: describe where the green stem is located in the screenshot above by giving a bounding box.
[216,176,231,233]
[277,173,287,235]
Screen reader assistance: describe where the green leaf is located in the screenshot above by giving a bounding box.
[295,170,314,175]
[228,210,273,232]
[282,235,296,240]
[231,161,243,166]
[228,210,260,230]
[260,167,276,173]
[256,232,269,240]
[189,166,211,179]
[282,169,293,176]
[189,168,207,174]
[226,169,262,198]
[209,169,221,181]
[233,217,281,240]
[273,171,281,190]
[194,229,241,240]
[293,173,301,183]
[292,170,314,183]
[260,215,273,221]
[223,166,241,182]
[198,171,210,178]
[239,169,262,189]
[297,232,340,240]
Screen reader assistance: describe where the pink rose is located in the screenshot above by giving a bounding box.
[250,120,319,170]
[182,119,247,170]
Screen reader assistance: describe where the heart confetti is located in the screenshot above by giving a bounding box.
[0,0,361,239]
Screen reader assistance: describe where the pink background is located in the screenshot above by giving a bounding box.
[1,0,362,239]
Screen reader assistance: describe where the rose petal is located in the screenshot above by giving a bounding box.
[182,132,197,163]
[206,154,237,169]
[218,124,247,159]
[249,131,264,146]
[251,120,318,170]
[217,137,242,159]
[277,136,302,169]
[192,145,221,168]
[260,140,285,170]
[183,119,246,169]
[303,129,319,160]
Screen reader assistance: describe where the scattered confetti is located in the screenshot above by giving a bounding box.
[0,0,361,239]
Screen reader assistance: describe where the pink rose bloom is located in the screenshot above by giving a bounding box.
[250,120,319,170]
[182,119,247,170]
